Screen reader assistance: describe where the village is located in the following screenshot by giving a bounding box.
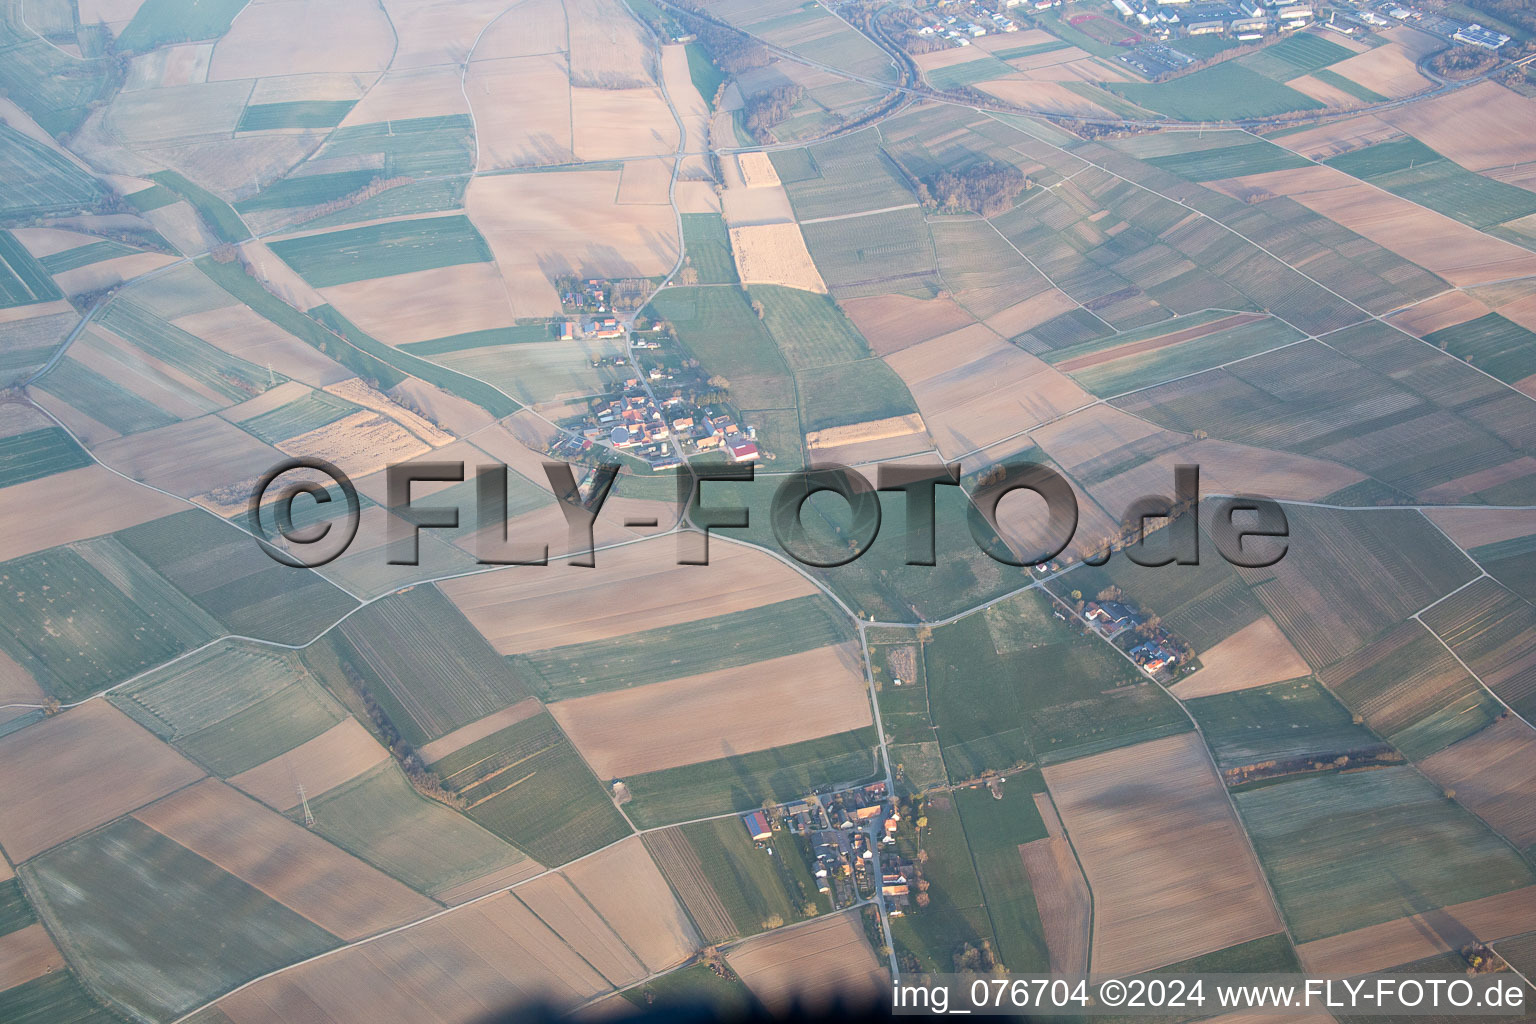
[738,781,916,918]
[544,280,764,471]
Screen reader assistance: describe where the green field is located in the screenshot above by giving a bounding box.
[1108,62,1324,121]
[195,256,407,385]
[1319,622,1502,760]
[303,761,533,896]
[311,115,475,179]
[399,322,559,355]
[801,206,939,296]
[24,817,338,1021]
[232,388,358,443]
[795,357,918,433]
[0,544,207,700]
[1187,678,1383,773]
[675,817,807,935]
[125,184,179,212]
[644,286,793,407]
[290,176,466,229]
[38,240,139,274]
[430,712,630,866]
[1051,315,1302,396]
[429,336,620,405]
[1312,68,1387,103]
[307,304,521,417]
[112,641,345,776]
[1145,140,1312,182]
[768,132,916,221]
[1240,33,1355,81]
[269,214,493,287]
[1326,137,1441,178]
[954,780,1051,972]
[626,961,760,1012]
[1233,507,1478,669]
[1150,932,1301,974]
[509,596,853,701]
[1235,766,1535,943]
[681,213,738,284]
[116,0,248,51]
[696,476,1029,623]
[0,970,125,1024]
[0,21,116,136]
[0,877,36,935]
[328,586,528,747]
[0,231,62,309]
[888,792,996,973]
[233,170,379,213]
[992,39,1072,60]
[924,591,1182,779]
[751,286,874,372]
[99,298,276,403]
[0,124,105,219]
[115,509,357,647]
[927,54,1018,91]
[683,42,726,110]
[1327,138,1536,229]
[621,728,881,828]
[0,426,91,487]
[236,100,357,132]
[148,171,250,244]
[1419,577,1536,721]
[1424,314,1536,385]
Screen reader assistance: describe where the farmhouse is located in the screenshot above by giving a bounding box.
[1129,640,1180,676]
[1084,600,1140,632]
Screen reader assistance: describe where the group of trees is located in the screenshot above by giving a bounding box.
[743,84,805,142]
[1430,44,1500,78]
[918,161,1030,217]
[670,1,771,74]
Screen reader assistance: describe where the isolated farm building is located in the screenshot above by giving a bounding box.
[726,437,760,463]
[560,321,576,341]
[742,810,772,841]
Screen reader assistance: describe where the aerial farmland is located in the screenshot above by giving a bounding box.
[3,0,1536,1017]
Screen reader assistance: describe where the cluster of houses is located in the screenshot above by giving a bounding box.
[916,9,1021,42]
[559,278,614,315]
[1111,0,1311,39]
[740,782,902,912]
[1082,599,1183,677]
